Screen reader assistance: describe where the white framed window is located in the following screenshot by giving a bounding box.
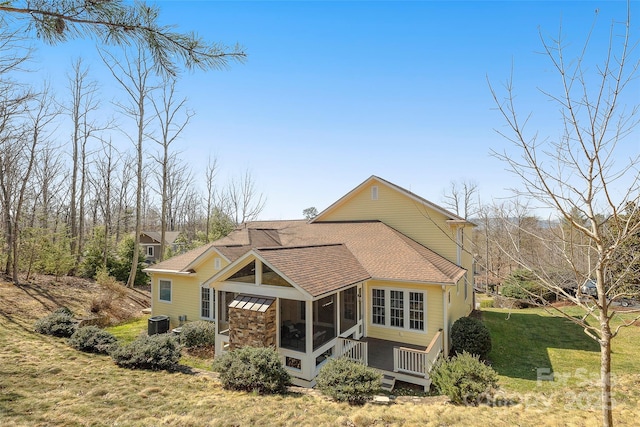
[214,257,221,270]
[371,185,378,200]
[390,290,404,328]
[372,289,385,325]
[147,246,154,257]
[371,288,425,332]
[409,292,424,331]
[159,279,171,302]
[200,285,215,320]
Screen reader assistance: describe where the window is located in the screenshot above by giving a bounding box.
[262,263,291,287]
[229,261,256,283]
[159,280,171,302]
[147,246,154,257]
[372,289,385,325]
[201,285,215,319]
[390,290,404,328]
[371,185,378,200]
[371,288,425,332]
[214,257,221,270]
[409,292,424,331]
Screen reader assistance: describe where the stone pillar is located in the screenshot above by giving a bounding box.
[228,302,277,350]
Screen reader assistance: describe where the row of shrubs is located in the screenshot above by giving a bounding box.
[34,309,217,370]
[35,308,498,405]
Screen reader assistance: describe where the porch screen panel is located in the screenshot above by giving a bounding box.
[372,289,385,325]
[340,287,357,334]
[390,290,404,328]
[409,292,424,331]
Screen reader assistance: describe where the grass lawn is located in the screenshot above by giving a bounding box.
[482,307,640,407]
[2,300,639,425]
[105,316,149,343]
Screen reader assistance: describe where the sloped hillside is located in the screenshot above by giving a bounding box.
[0,274,150,325]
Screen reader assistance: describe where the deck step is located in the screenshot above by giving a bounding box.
[381,374,396,392]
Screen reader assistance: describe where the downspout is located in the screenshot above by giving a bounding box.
[442,284,448,357]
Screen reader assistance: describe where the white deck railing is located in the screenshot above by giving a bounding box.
[393,330,443,377]
[335,337,368,365]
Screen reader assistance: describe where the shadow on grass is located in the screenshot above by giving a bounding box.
[482,310,599,381]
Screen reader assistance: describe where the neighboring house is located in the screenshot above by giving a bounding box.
[144,176,475,390]
[140,231,181,264]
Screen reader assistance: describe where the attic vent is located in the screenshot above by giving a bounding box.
[371,186,378,200]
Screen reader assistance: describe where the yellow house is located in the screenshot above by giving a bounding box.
[144,176,475,390]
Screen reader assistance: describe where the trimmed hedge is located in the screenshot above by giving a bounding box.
[431,351,498,405]
[212,346,290,394]
[179,321,216,348]
[451,316,492,359]
[34,309,77,338]
[316,358,382,404]
[110,334,181,370]
[68,326,117,354]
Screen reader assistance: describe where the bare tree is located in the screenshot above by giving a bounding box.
[489,5,640,425]
[0,84,58,283]
[149,77,192,261]
[0,0,245,75]
[66,58,108,268]
[33,141,66,230]
[441,179,479,220]
[204,155,219,243]
[91,138,120,269]
[226,170,266,226]
[102,46,156,287]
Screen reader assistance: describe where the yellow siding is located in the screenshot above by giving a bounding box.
[364,280,444,347]
[319,179,458,263]
[150,253,229,328]
[151,274,199,328]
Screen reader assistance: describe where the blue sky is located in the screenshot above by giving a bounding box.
[27,1,640,219]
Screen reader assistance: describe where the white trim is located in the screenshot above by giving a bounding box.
[142,268,196,275]
[158,279,172,303]
[185,245,231,271]
[200,283,215,320]
[204,250,314,300]
[312,175,473,225]
[369,287,427,333]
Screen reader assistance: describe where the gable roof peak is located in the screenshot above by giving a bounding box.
[313,175,473,224]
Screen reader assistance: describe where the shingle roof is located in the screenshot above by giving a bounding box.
[145,242,216,272]
[148,219,466,290]
[256,244,371,297]
[142,231,181,245]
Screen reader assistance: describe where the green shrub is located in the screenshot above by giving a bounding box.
[110,334,181,370]
[316,358,382,404]
[451,316,492,359]
[34,311,77,338]
[431,351,498,405]
[69,326,117,354]
[501,269,553,302]
[212,346,290,394]
[179,321,216,348]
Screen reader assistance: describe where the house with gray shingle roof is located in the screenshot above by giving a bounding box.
[140,231,181,263]
[144,176,475,390]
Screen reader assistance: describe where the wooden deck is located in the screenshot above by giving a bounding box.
[362,337,425,372]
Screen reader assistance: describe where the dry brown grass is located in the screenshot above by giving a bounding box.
[1,278,639,426]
